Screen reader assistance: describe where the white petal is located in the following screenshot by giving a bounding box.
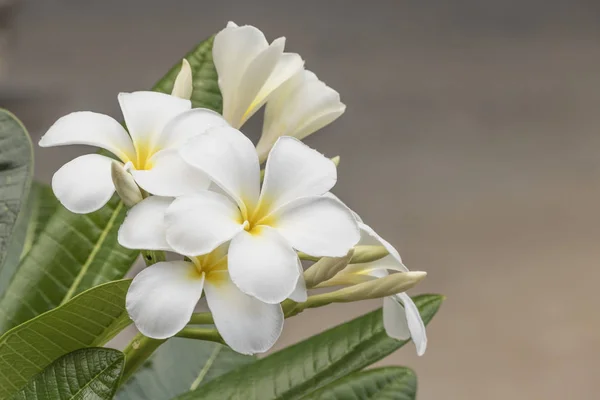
[130,149,211,197]
[288,259,307,302]
[213,23,270,127]
[179,126,260,213]
[260,137,337,212]
[323,192,363,222]
[258,70,345,161]
[39,112,135,162]
[165,191,243,256]
[357,222,408,273]
[171,59,193,100]
[51,154,115,214]
[272,196,360,257]
[126,261,205,339]
[204,270,283,355]
[156,108,229,151]
[383,293,427,356]
[228,226,300,304]
[253,53,304,118]
[118,196,173,251]
[118,91,191,150]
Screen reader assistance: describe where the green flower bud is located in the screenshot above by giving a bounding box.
[111,161,143,207]
[303,249,354,288]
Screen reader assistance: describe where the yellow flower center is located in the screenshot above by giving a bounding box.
[239,195,277,235]
[190,252,228,285]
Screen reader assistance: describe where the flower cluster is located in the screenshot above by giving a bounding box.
[39,22,428,356]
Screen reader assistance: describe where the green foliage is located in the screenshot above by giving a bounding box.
[0,195,139,332]
[304,367,417,400]
[152,36,222,112]
[116,339,254,400]
[0,280,131,399]
[0,109,33,286]
[175,294,443,400]
[12,348,125,400]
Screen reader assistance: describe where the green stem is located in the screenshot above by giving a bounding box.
[121,333,166,384]
[189,312,214,325]
[141,250,166,266]
[176,327,224,344]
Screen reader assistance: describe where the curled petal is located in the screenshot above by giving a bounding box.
[165,191,243,256]
[179,126,260,213]
[228,226,300,304]
[272,196,360,257]
[356,222,408,273]
[51,154,115,214]
[288,259,308,302]
[39,112,135,162]
[118,91,191,150]
[126,261,205,339]
[118,196,173,251]
[260,137,336,213]
[204,270,284,355]
[383,293,427,356]
[130,149,211,197]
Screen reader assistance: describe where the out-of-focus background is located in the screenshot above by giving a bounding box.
[2,0,599,399]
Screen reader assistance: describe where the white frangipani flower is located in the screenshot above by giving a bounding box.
[39,91,227,214]
[119,196,283,355]
[256,69,346,162]
[162,122,360,304]
[213,21,304,129]
[328,221,427,356]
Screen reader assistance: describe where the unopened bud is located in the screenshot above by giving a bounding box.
[171,59,193,100]
[303,249,354,288]
[331,156,340,167]
[350,245,389,264]
[306,271,426,309]
[111,162,143,207]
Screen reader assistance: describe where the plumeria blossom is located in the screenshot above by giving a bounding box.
[213,21,304,129]
[256,69,346,162]
[325,221,427,356]
[119,196,283,355]
[161,122,360,304]
[38,91,229,214]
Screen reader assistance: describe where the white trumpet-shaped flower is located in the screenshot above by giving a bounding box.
[327,221,427,356]
[256,69,346,162]
[213,21,304,129]
[119,197,283,355]
[39,91,228,213]
[161,121,359,304]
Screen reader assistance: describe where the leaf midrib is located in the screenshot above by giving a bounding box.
[62,354,123,399]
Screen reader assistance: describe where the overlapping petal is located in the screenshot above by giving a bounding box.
[51,154,115,214]
[165,191,243,256]
[204,270,284,355]
[130,149,211,197]
[126,261,205,339]
[156,108,229,151]
[271,196,360,257]
[179,126,260,213]
[259,137,337,212]
[228,226,300,304]
[118,196,173,251]
[39,111,135,162]
[118,91,191,150]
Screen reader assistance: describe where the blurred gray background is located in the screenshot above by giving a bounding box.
[2,0,599,399]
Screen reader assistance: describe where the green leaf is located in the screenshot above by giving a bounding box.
[152,35,222,112]
[12,347,125,400]
[303,367,417,400]
[0,109,33,284]
[116,339,254,400]
[175,294,443,400]
[0,195,139,332]
[0,279,131,399]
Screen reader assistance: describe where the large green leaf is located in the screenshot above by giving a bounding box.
[12,348,125,400]
[0,109,33,283]
[153,35,222,112]
[0,280,131,399]
[303,367,417,400]
[175,294,443,400]
[116,339,254,400]
[0,195,139,332]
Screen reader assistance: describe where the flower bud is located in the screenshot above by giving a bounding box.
[350,245,389,264]
[303,249,354,288]
[171,59,193,100]
[111,161,143,207]
[331,156,340,167]
[306,271,426,309]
